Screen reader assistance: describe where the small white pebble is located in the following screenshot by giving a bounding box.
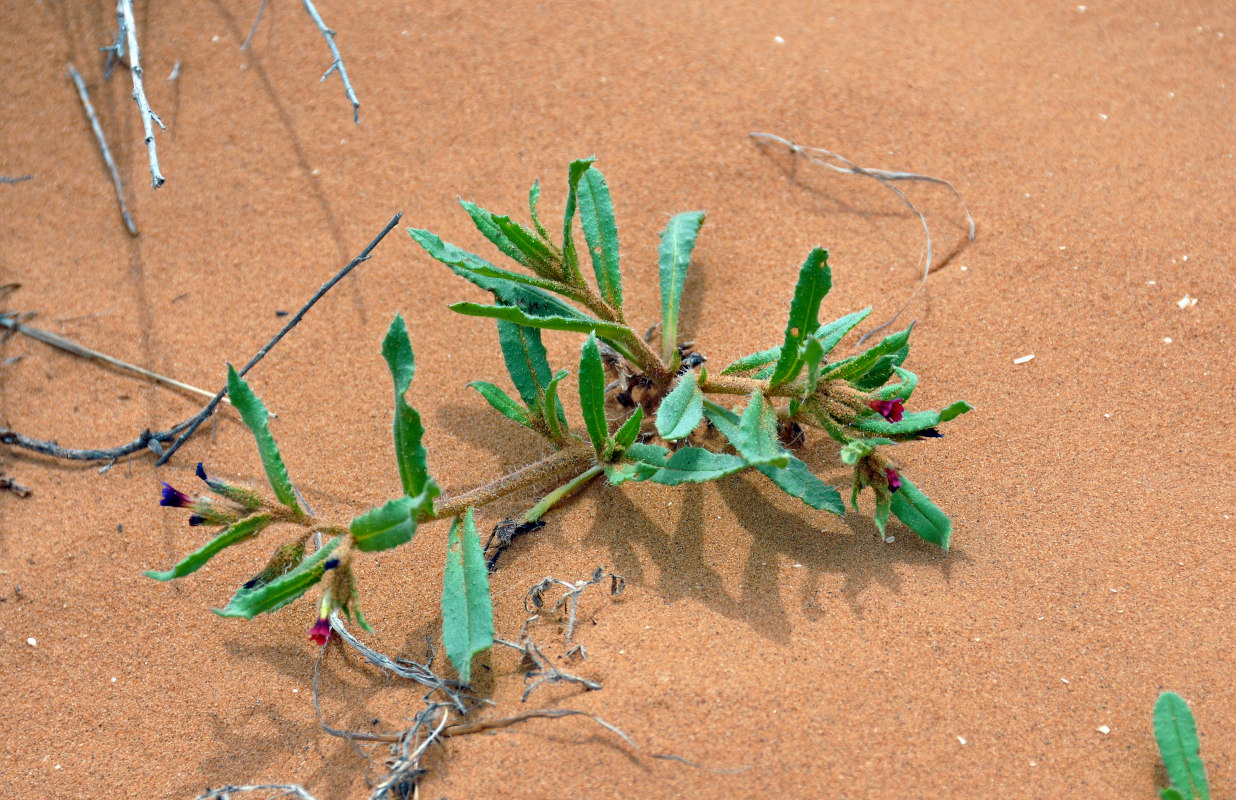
[1030,761,1037,767]
[774,35,785,43]
[1014,354,1035,364]
[292,688,299,693]
[958,736,967,745]
[973,637,981,642]
[1111,588,1119,593]
[793,563,803,568]
[1177,294,1197,309]
[211,35,220,42]
[1148,280,1156,284]
[111,677,117,683]
[311,168,320,176]
[1098,725,1111,735]
[885,536,894,543]
[54,765,61,770]
[1182,255,1189,261]
[960,265,968,271]
[1104,413,1111,418]
[1059,245,1067,250]
[1099,113,1108,120]
[1163,337,1172,343]
[1025,192,1031,197]
[1077,5,1086,10]
[26,637,36,647]
[1062,678,1070,684]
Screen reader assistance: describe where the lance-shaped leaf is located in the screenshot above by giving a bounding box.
[491,214,561,277]
[703,401,840,512]
[655,371,704,441]
[441,509,493,685]
[469,381,531,427]
[816,307,872,356]
[658,211,706,362]
[874,493,892,537]
[576,166,623,308]
[382,315,438,500]
[542,369,571,442]
[408,228,584,319]
[497,320,556,411]
[227,366,299,511]
[460,199,526,266]
[801,337,826,399]
[562,158,597,280]
[853,401,972,436]
[350,494,422,553]
[578,333,609,456]
[839,437,897,465]
[714,393,789,468]
[889,477,951,549]
[852,345,910,391]
[611,406,644,454]
[528,179,551,241]
[145,513,273,581]
[215,536,343,619]
[631,445,748,486]
[769,249,831,387]
[721,345,781,376]
[1154,692,1211,800]
[874,366,919,401]
[450,302,626,340]
[823,323,914,383]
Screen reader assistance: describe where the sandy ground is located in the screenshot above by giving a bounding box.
[1,1,1233,798]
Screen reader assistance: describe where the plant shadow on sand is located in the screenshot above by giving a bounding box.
[584,471,965,645]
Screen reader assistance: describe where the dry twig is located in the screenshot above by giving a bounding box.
[67,64,138,235]
[300,0,360,124]
[496,625,602,701]
[523,567,626,643]
[242,0,269,50]
[115,0,167,188]
[0,175,33,184]
[195,785,318,800]
[0,213,402,467]
[749,132,975,344]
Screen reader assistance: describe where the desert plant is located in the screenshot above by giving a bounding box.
[1154,692,1211,800]
[146,159,970,681]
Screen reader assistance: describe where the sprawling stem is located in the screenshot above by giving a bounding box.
[426,445,595,521]
[521,464,603,523]
[698,373,804,398]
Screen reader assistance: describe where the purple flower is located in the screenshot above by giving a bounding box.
[308,616,331,647]
[868,398,905,423]
[885,468,902,493]
[160,483,193,508]
[195,462,210,482]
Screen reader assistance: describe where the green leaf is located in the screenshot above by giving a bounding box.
[491,214,560,276]
[889,477,952,549]
[839,437,897,465]
[459,200,526,265]
[801,337,826,399]
[658,210,706,362]
[578,333,609,456]
[562,158,597,281]
[874,493,892,537]
[853,401,972,436]
[542,369,571,442]
[611,406,644,454]
[468,381,531,427]
[770,249,832,386]
[215,537,342,619]
[226,366,299,511]
[721,346,781,376]
[1155,692,1210,800]
[407,228,584,319]
[441,509,494,685]
[655,371,704,441]
[756,456,844,514]
[144,514,273,581]
[497,321,555,411]
[528,179,551,240]
[874,366,919,401]
[823,324,914,383]
[815,307,872,356]
[703,397,788,468]
[626,444,747,486]
[1162,789,1187,800]
[449,301,626,340]
[575,166,623,308]
[350,494,421,553]
[382,315,438,500]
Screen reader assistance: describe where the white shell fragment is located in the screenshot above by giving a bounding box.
[1014,354,1035,364]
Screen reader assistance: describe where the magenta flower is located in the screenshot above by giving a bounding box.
[160,483,193,508]
[885,468,902,492]
[868,398,905,422]
[308,616,331,647]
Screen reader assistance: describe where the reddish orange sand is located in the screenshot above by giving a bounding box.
[2,1,1233,798]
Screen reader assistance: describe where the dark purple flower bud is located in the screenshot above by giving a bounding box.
[188,514,207,526]
[324,558,340,570]
[885,468,902,492]
[195,462,209,482]
[160,483,193,508]
[868,398,905,422]
[308,617,331,647]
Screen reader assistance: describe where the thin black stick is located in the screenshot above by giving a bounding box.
[155,211,402,465]
[0,175,33,184]
[117,0,166,188]
[0,214,402,467]
[748,132,975,345]
[68,64,139,236]
[300,0,360,124]
[241,0,269,50]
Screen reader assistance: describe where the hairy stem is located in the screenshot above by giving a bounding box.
[521,464,603,523]
[698,373,803,398]
[428,445,595,521]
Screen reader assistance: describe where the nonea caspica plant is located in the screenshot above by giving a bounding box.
[147,159,969,682]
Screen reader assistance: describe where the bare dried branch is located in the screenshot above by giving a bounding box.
[524,567,626,643]
[116,0,166,188]
[300,0,360,124]
[67,64,138,235]
[0,175,33,184]
[195,785,318,800]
